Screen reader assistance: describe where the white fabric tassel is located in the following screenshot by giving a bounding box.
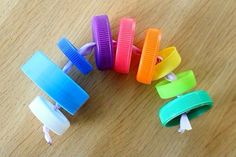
[178,113,192,133]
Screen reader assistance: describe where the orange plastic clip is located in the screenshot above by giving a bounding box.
[136,28,161,84]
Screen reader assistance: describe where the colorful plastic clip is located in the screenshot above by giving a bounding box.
[21,52,89,115]
[114,18,136,73]
[159,90,213,127]
[92,15,114,70]
[136,28,161,84]
[57,37,93,75]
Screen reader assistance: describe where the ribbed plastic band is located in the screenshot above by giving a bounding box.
[92,15,114,70]
[136,28,161,84]
[57,37,93,75]
[21,51,89,115]
[114,18,136,73]
[158,90,213,127]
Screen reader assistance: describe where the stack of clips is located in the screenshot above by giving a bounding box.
[21,15,213,144]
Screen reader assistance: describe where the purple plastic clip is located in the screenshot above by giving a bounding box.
[92,15,114,70]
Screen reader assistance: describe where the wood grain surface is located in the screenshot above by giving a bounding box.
[0,0,236,156]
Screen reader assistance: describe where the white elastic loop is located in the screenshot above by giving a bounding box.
[43,125,52,145]
[178,113,192,133]
[164,72,192,133]
[112,40,141,55]
[43,103,61,145]
[54,103,61,110]
[165,72,177,81]
[62,61,73,73]
[78,42,96,56]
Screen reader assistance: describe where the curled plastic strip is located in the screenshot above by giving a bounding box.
[57,37,93,75]
[29,96,70,135]
[136,28,161,84]
[92,15,114,70]
[114,18,136,73]
[153,47,181,80]
[155,70,197,99]
[21,51,89,115]
[158,90,213,127]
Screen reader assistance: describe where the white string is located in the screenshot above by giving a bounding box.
[178,113,192,133]
[43,125,52,145]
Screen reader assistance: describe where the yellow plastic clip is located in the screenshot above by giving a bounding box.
[153,47,181,80]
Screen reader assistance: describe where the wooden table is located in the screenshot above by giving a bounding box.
[0,0,235,156]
